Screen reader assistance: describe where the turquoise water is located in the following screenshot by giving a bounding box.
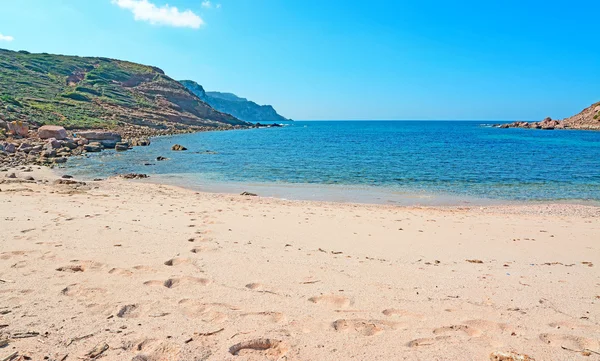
[64,121,600,204]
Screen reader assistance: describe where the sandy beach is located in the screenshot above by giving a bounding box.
[0,167,599,361]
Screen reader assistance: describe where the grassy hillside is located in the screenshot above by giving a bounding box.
[0,49,248,130]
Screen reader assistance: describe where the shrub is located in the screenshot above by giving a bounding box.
[60,92,90,102]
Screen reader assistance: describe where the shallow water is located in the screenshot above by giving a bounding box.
[64,121,600,205]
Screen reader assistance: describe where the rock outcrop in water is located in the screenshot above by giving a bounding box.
[180,80,290,123]
[494,101,600,130]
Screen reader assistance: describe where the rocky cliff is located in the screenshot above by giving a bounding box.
[496,101,600,130]
[0,49,249,132]
[180,80,290,123]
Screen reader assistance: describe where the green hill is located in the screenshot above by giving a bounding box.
[0,49,248,131]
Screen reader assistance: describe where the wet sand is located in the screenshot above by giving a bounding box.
[0,167,599,360]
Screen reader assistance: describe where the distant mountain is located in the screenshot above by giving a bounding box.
[0,48,247,130]
[180,80,291,123]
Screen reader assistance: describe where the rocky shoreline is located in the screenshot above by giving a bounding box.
[493,117,566,130]
[0,119,289,169]
[0,120,250,169]
[493,101,600,131]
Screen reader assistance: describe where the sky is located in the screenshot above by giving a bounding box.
[0,0,599,121]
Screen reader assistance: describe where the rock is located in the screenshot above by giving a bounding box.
[62,174,73,179]
[7,121,29,137]
[42,149,57,158]
[76,131,122,142]
[38,125,67,140]
[47,138,61,149]
[115,142,129,151]
[53,157,67,164]
[84,142,103,152]
[54,179,86,185]
[130,138,151,146]
[24,176,34,181]
[156,156,168,161]
[63,140,78,149]
[99,140,118,148]
[171,144,187,151]
[240,191,258,196]
[2,143,16,153]
[120,173,149,179]
[5,172,16,178]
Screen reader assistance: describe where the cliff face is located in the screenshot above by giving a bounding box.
[180,80,290,123]
[561,102,600,130]
[496,101,600,130]
[0,49,248,130]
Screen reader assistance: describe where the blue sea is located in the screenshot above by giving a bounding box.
[64,121,600,205]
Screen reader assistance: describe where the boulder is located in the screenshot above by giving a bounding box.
[7,121,28,137]
[156,156,168,161]
[172,144,187,151]
[76,131,122,142]
[53,157,67,164]
[99,140,118,149]
[47,138,61,149]
[115,142,129,151]
[84,142,103,152]
[38,125,67,140]
[2,143,16,153]
[130,138,151,146]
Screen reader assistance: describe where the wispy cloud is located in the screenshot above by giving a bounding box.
[0,33,14,42]
[201,1,212,8]
[112,0,204,29]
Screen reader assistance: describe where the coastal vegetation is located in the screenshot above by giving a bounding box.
[0,48,248,131]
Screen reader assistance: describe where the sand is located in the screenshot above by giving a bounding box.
[0,167,599,361]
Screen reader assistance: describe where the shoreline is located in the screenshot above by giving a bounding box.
[52,163,600,209]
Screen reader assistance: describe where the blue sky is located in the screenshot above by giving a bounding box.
[0,0,599,120]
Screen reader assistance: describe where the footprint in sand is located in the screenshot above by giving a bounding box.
[245,283,263,290]
[433,324,483,337]
[190,246,216,253]
[548,320,599,332]
[117,304,142,318]
[539,333,599,351]
[308,294,351,308]
[144,277,212,288]
[178,299,236,323]
[163,257,191,266]
[56,260,103,273]
[407,336,452,347]
[332,319,402,336]
[241,312,287,324]
[229,339,288,359]
[132,340,181,361]
[463,319,515,334]
[56,265,86,272]
[0,250,29,260]
[108,268,134,276]
[61,284,107,300]
[382,308,426,320]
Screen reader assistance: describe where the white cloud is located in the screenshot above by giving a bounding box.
[216,3,221,9]
[112,0,204,29]
[0,33,14,42]
[201,1,211,8]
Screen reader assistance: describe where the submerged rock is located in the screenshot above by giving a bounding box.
[121,173,149,179]
[115,142,129,151]
[171,144,187,151]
